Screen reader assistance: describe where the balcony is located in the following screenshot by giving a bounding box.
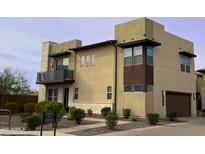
[36,69,74,84]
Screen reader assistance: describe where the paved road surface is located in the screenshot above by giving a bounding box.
[100,117,205,136]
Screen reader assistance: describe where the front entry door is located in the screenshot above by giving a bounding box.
[64,88,69,112]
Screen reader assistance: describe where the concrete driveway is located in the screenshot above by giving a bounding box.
[101,117,205,136]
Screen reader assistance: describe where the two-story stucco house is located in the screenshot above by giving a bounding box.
[37,18,197,117]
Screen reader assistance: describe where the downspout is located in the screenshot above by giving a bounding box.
[111,42,118,113]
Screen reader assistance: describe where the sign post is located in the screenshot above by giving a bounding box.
[40,112,57,136]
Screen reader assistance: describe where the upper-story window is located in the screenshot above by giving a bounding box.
[55,58,69,70]
[124,48,132,65]
[133,46,143,65]
[180,56,190,73]
[147,47,153,65]
[80,56,85,67]
[80,55,96,68]
[86,55,91,67]
[91,55,96,66]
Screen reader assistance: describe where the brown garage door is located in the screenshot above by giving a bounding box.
[166,92,191,117]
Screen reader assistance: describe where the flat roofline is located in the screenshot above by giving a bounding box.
[117,39,161,48]
[197,68,205,73]
[179,51,196,58]
[48,51,71,57]
[70,40,117,51]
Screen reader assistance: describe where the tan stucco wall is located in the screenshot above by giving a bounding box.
[71,45,115,113]
[152,21,196,117]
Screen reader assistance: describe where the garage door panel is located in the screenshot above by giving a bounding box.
[166,92,191,117]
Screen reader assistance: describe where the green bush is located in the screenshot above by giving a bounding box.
[199,111,205,117]
[87,108,93,117]
[24,103,36,113]
[35,101,65,121]
[201,109,205,112]
[73,108,86,124]
[123,108,131,119]
[20,112,32,123]
[26,114,41,130]
[43,102,65,121]
[101,107,111,117]
[129,114,139,121]
[5,102,20,113]
[167,112,177,121]
[67,106,76,120]
[147,113,160,125]
[35,101,47,114]
[105,112,118,130]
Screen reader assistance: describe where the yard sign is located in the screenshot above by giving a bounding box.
[40,112,57,136]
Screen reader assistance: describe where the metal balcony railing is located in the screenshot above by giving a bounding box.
[36,69,74,84]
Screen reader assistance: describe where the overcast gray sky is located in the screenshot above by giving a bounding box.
[0,17,204,90]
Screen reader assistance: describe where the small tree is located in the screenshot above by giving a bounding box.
[0,67,34,95]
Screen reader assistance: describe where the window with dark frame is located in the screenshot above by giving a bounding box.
[147,46,153,65]
[133,46,143,65]
[48,88,58,101]
[124,48,132,65]
[74,88,78,100]
[107,86,112,100]
[124,85,133,92]
[133,84,144,92]
[180,55,190,73]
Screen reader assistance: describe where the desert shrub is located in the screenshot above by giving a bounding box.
[201,109,205,112]
[5,102,20,113]
[34,101,48,114]
[26,114,41,130]
[24,103,36,113]
[147,113,160,125]
[101,107,111,117]
[105,112,118,130]
[43,102,65,121]
[67,106,76,120]
[87,108,93,117]
[73,108,86,124]
[167,112,177,121]
[123,108,131,119]
[199,111,205,117]
[20,112,32,123]
[129,114,139,121]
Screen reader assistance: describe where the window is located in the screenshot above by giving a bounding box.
[180,56,190,73]
[48,88,58,101]
[147,47,153,65]
[124,48,132,65]
[124,85,133,92]
[80,56,85,67]
[133,84,144,92]
[107,86,112,100]
[133,46,143,65]
[91,55,96,66]
[74,88,78,100]
[86,55,91,67]
[147,85,153,92]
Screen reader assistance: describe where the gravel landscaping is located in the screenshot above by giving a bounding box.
[0,114,100,131]
[68,119,184,136]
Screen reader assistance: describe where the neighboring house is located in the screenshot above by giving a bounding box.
[196,69,205,110]
[37,18,197,117]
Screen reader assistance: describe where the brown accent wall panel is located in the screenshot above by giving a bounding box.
[124,65,145,84]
